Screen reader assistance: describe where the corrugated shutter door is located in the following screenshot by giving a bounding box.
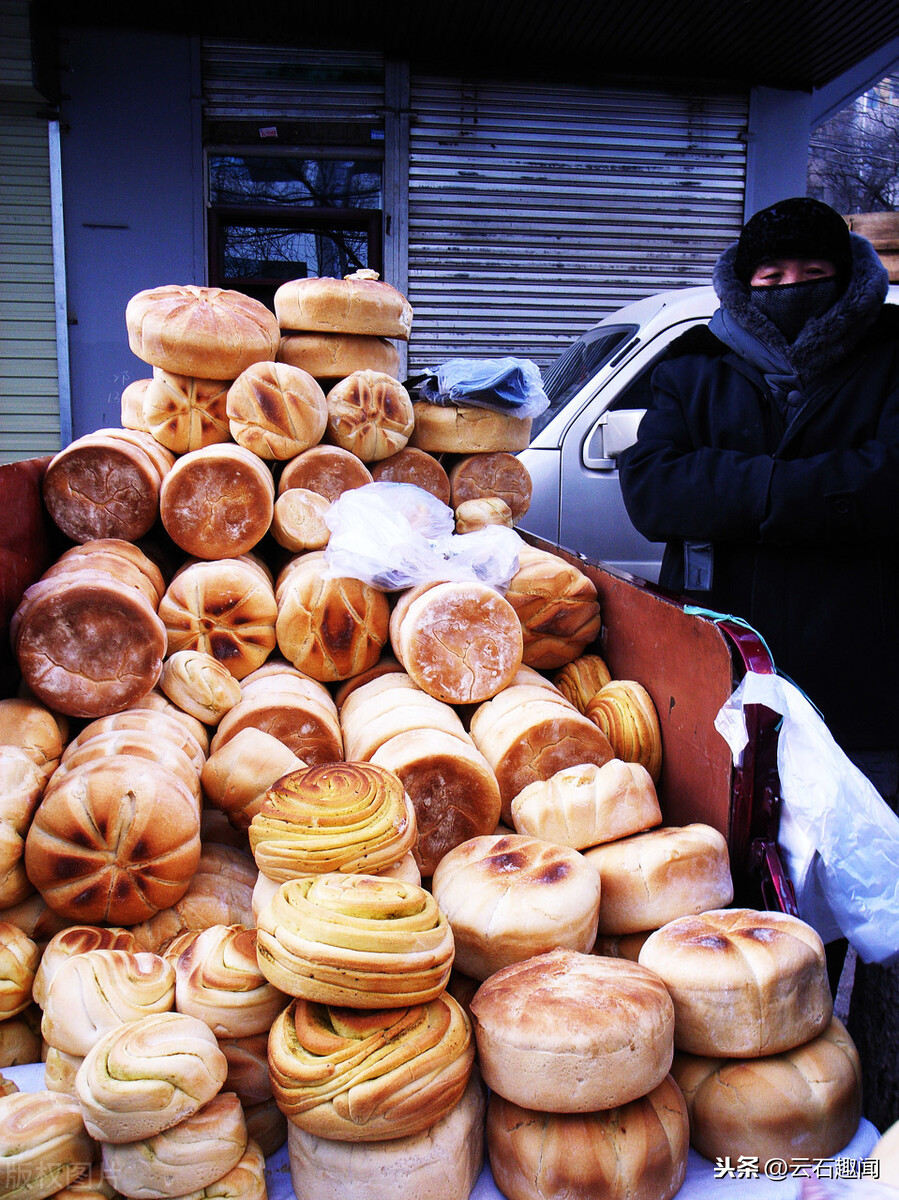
[0,105,61,462]
[407,79,748,371]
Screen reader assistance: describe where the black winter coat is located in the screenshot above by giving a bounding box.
[618,300,899,750]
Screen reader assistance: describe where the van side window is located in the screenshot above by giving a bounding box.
[535,325,636,436]
[607,359,660,413]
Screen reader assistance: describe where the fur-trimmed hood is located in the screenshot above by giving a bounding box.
[710,232,890,379]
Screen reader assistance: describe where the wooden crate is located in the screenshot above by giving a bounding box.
[845,211,899,281]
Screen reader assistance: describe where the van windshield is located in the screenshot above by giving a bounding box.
[536,324,636,437]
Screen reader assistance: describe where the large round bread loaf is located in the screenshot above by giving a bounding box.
[158,556,278,681]
[74,1010,228,1143]
[142,369,232,453]
[286,1069,485,1200]
[226,361,328,460]
[671,1017,862,1166]
[24,756,201,925]
[340,675,468,761]
[277,332,400,380]
[486,1076,689,1200]
[389,580,523,704]
[159,444,275,560]
[504,545,603,668]
[448,452,533,519]
[126,284,280,378]
[584,822,734,935]
[431,834,601,980]
[270,488,331,552]
[274,271,412,340]
[370,447,451,504]
[0,697,66,781]
[200,728,305,831]
[278,443,373,499]
[325,371,414,461]
[638,908,833,1057]
[13,572,167,719]
[209,686,343,766]
[469,948,675,1112]
[410,403,532,454]
[268,992,473,1141]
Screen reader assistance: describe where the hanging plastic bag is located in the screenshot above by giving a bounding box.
[414,357,550,420]
[715,670,899,966]
[322,481,524,591]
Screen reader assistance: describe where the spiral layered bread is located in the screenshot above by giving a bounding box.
[552,653,613,711]
[638,908,833,1057]
[278,443,373,499]
[13,569,167,719]
[324,371,414,461]
[200,728,305,831]
[226,361,328,460]
[469,682,615,823]
[504,545,603,669]
[74,1010,228,1143]
[274,270,413,340]
[586,679,663,782]
[126,285,280,379]
[142,370,232,454]
[41,430,171,545]
[410,403,532,454]
[370,447,451,504]
[269,991,473,1141]
[217,1033,271,1107]
[0,922,39,1020]
[286,1068,485,1200]
[169,924,288,1038]
[255,873,455,1006]
[278,333,400,381]
[24,756,201,925]
[33,926,138,1008]
[486,1076,689,1200]
[510,759,662,849]
[430,834,601,980]
[470,948,674,1112]
[0,1090,97,1200]
[100,1091,247,1200]
[275,551,390,682]
[158,650,242,726]
[671,1017,862,1165]
[248,762,416,881]
[158,557,278,682]
[389,580,523,704]
[159,444,275,560]
[41,950,176,1057]
[448,451,533,519]
[585,822,734,935]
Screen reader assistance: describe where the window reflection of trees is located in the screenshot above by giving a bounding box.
[209,156,381,209]
[221,225,368,281]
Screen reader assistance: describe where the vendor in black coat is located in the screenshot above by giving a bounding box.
[619,195,899,1129]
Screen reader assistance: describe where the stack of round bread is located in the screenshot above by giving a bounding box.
[470,947,689,1200]
[448,450,532,534]
[339,672,502,875]
[637,907,862,1167]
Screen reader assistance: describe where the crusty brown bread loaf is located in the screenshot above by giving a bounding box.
[325,371,414,462]
[274,271,412,340]
[226,361,328,460]
[469,948,675,1112]
[278,443,373,499]
[504,544,603,668]
[126,284,280,378]
[638,908,833,1057]
[454,496,514,533]
[200,727,305,831]
[277,332,400,381]
[448,451,533,519]
[369,447,451,504]
[671,1017,862,1166]
[410,403,532,454]
[0,921,39,1020]
[486,1076,689,1200]
[142,369,232,453]
[159,444,275,560]
[270,488,332,552]
[431,834,601,980]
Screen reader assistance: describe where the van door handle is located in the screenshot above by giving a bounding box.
[582,409,645,470]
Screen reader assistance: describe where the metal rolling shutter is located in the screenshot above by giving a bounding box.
[407,78,749,372]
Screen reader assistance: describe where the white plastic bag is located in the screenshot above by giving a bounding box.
[322,481,524,591]
[715,670,899,966]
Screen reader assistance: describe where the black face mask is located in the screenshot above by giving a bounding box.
[750,276,844,342]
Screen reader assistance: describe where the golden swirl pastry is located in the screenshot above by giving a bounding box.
[255,874,455,1006]
[552,653,613,712]
[0,1089,97,1200]
[34,927,139,1008]
[74,1011,228,1143]
[269,992,474,1141]
[159,650,243,727]
[170,924,288,1038]
[100,1091,247,1200]
[248,763,417,882]
[0,922,40,1020]
[42,950,176,1057]
[586,680,663,783]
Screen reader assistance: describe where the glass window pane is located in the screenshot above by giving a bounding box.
[220,223,371,283]
[533,326,636,436]
[209,156,382,209]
